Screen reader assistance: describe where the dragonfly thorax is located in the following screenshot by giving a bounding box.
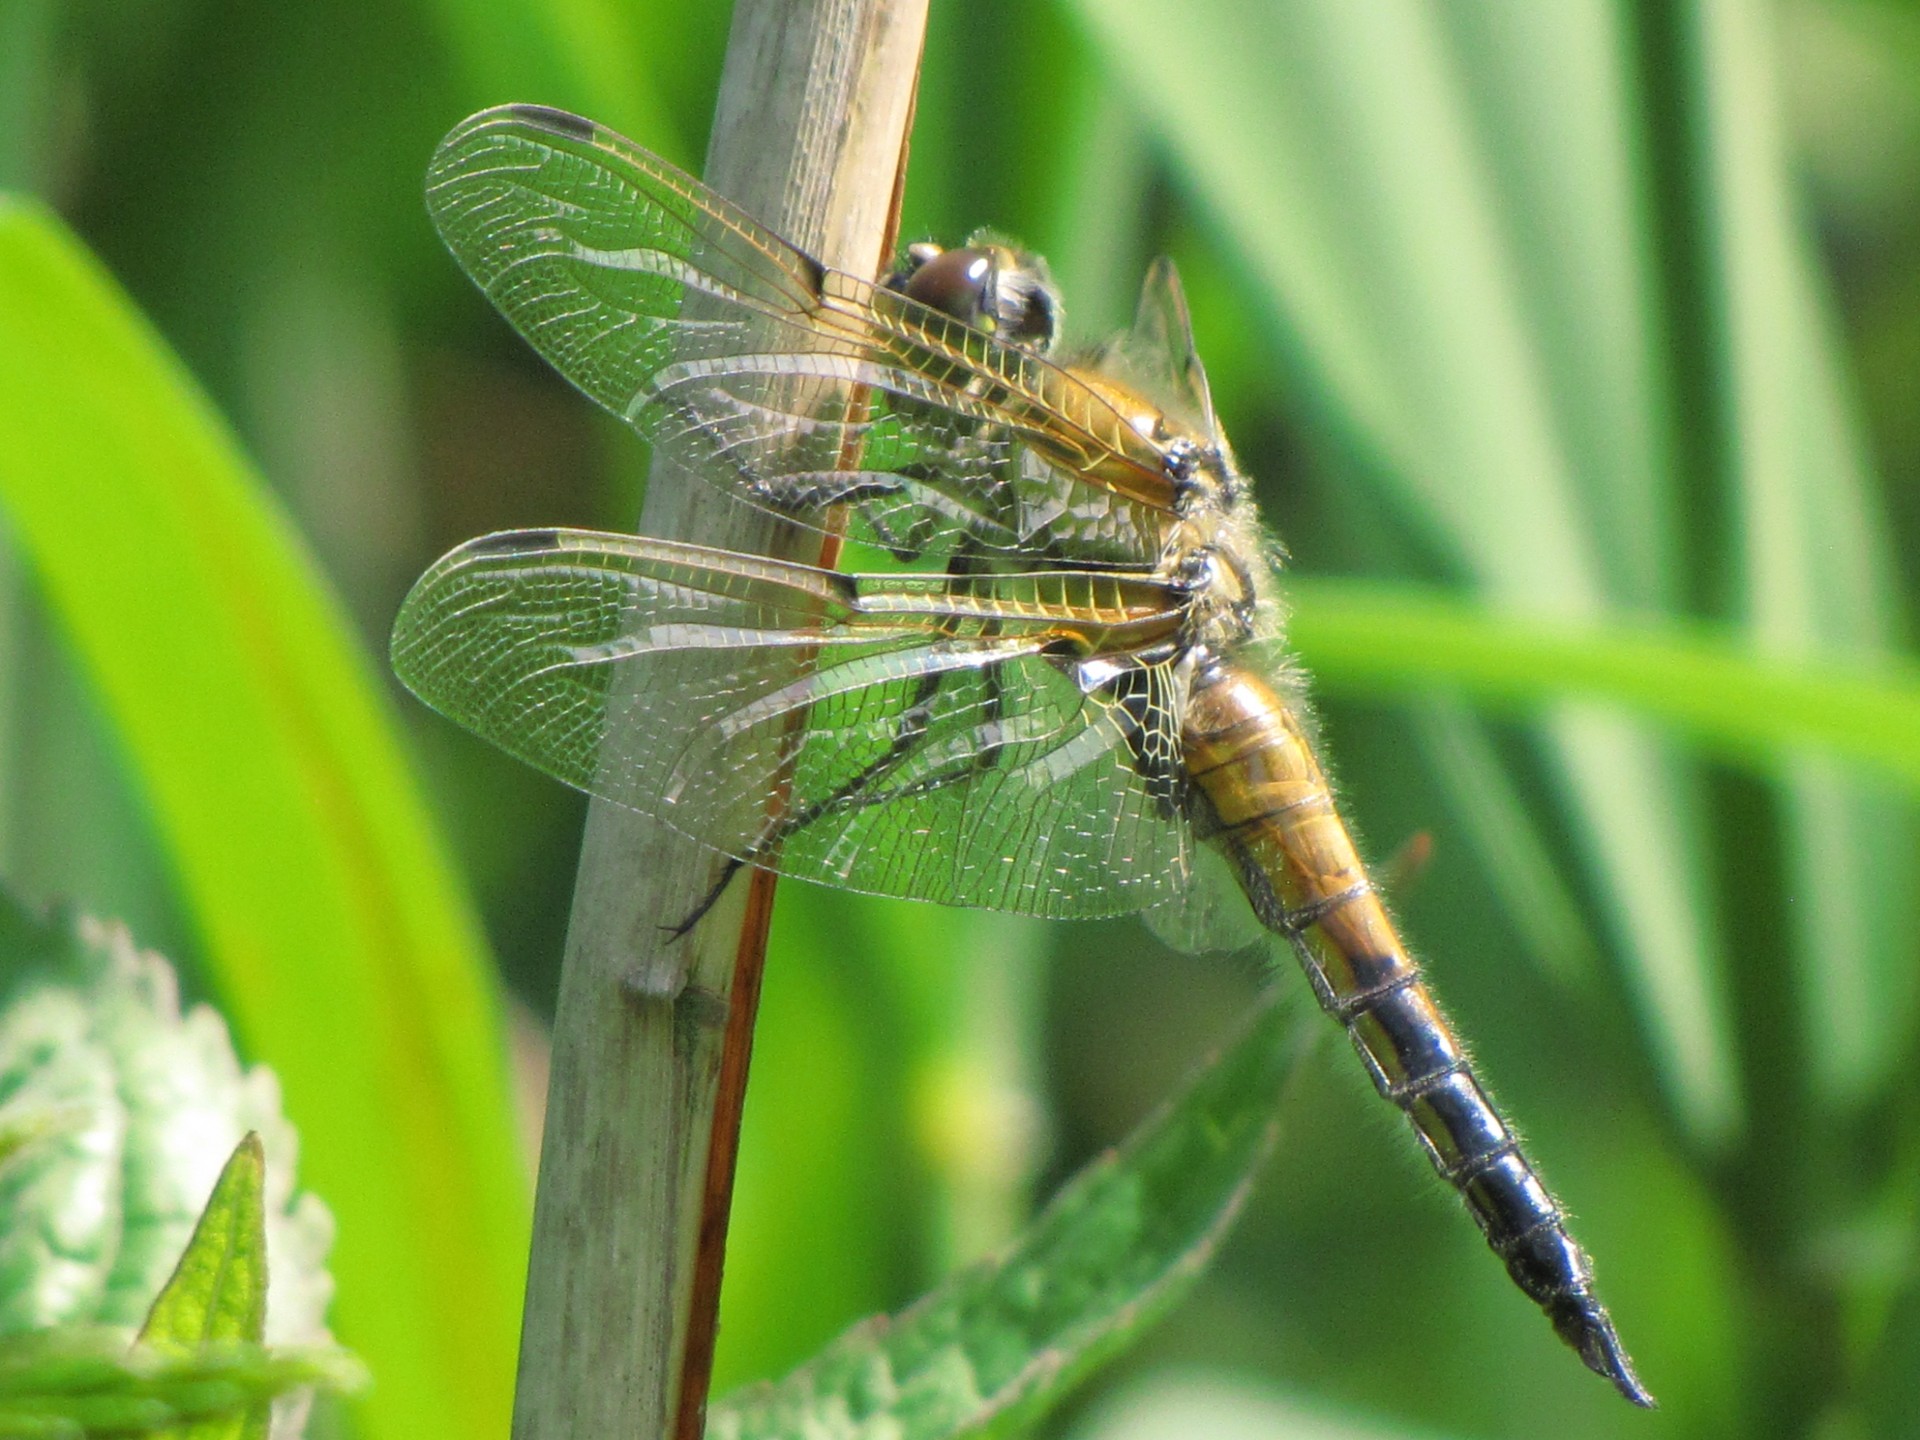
[1166,510,1262,656]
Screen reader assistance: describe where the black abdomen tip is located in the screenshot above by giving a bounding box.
[1555,1295,1656,1408]
[1495,1197,1653,1407]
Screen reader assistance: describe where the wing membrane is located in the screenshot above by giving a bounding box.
[426,105,1179,564]
[392,527,1199,917]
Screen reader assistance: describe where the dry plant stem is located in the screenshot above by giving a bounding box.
[675,866,780,1440]
[510,4,929,1439]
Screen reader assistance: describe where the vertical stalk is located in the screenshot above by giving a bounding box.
[510,5,929,1438]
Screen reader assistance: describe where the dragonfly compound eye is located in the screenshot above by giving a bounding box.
[893,244,1061,353]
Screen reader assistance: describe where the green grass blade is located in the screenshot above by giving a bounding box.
[709,996,1301,1440]
[1289,579,1920,790]
[0,197,527,1440]
[1677,0,1913,1109]
[1402,699,1605,985]
[1072,0,1736,1144]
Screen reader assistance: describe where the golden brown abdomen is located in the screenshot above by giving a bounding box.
[1181,660,1650,1406]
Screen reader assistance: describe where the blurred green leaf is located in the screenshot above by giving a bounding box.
[714,998,1297,1440]
[0,197,525,1440]
[1288,578,1920,788]
[0,1113,49,1179]
[0,1330,362,1439]
[709,996,1300,1440]
[1400,699,1604,985]
[421,0,703,168]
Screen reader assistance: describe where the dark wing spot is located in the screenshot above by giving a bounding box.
[825,569,863,608]
[509,105,596,141]
[469,528,561,554]
[793,249,827,299]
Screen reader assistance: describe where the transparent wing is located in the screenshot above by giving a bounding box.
[1084,256,1220,440]
[1142,845,1269,955]
[426,104,1182,565]
[391,527,1204,918]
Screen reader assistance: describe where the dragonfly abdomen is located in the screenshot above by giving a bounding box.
[1180,660,1651,1407]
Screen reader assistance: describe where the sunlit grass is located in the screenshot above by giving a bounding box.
[0,197,525,1440]
[1,2,1916,1438]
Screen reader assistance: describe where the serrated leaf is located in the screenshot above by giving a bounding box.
[0,922,363,1440]
[0,903,334,1360]
[709,996,1301,1440]
[0,899,338,1436]
[0,942,126,1337]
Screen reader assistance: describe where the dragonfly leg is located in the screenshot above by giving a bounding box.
[663,856,749,940]
[747,470,905,513]
[661,668,949,938]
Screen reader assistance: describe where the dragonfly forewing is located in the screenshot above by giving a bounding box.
[426,104,1180,566]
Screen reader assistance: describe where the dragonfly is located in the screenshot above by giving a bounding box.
[392,103,1652,1407]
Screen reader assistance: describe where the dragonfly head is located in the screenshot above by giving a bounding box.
[886,238,1062,354]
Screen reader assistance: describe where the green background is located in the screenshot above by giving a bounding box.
[4,0,1920,1436]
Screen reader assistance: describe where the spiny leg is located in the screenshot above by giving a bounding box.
[663,664,950,938]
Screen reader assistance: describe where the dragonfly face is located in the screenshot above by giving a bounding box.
[393,103,1651,1407]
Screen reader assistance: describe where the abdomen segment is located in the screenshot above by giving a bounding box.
[1182,660,1652,1407]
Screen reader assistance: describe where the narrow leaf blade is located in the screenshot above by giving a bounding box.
[710,996,1301,1440]
[0,196,526,1440]
[1286,580,1920,790]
